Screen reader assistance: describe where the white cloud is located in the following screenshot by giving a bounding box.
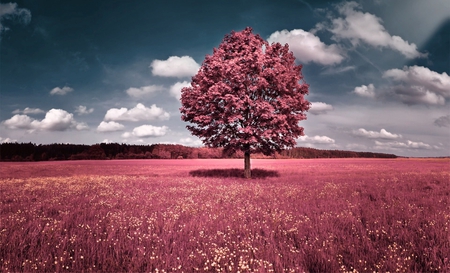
[97,121,125,132]
[12,107,45,115]
[37,109,87,131]
[297,135,336,144]
[169,81,191,100]
[50,86,74,96]
[353,83,375,98]
[126,85,164,99]
[132,125,168,138]
[74,105,94,115]
[352,128,402,139]
[0,3,31,35]
[121,132,131,138]
[309,102,334,115]
[104,103,170,122]
[179,137,203,147]
[375,140,433,150]
[151,56,200,78]
[328,1,425,59]
[2,114,34,129]
[267,29,345,65]
[2,109,88,131]
[0,137,17,143]
[434,115,450,128]
[101,139,114,144]
[383,66,450,105]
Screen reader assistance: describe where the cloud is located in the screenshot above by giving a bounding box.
[321,65,355,75]
[352,128,402,139]
[353,83,375,98]
[297,135,336,144]
[97,121,125,132]
[74,105,94,115]
[326,1,426,59]
[374,140,433,150]
[0,137,17,143]
[179,137,203,147]
[101,139,114,144]
[121,132,131,138]
[0,3,31,36]
[169,81,191,100]
[104,103,170,122]
[383,66,450,105]
[2,114,33,129]
[12,107,45,115]
[132,125,168,138]
[37,109,88,131]
[309,102,334,115]
[50,86,74,95]
[2,109,88,131]
[434,115,450,128]
[151,56,200,78]
[126,85,164,99]
[267,29,345,65]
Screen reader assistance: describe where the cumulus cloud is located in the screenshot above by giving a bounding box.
[151,56,200,78]
[0,137,17,143]
[12,107,44,115]
[179,137,203,147]
[169,81,191,100]
[0,2,31,36]
[434,115,450,128]
[383,66,450,105]
[74,105,94,115]
[126,85,164,99]
[104,103,170,122]
[352,128,402,139]
[267,29,345,65]
[3,114,33,129]
[97,121,125,132]
[375,140,433,150]
[297,135,336,144]
[309,102,334,115]
[50,86,74,96]
[325,1,425,59]
[132,125,168,138]
[2,109,88,131]
[353,83,375,98]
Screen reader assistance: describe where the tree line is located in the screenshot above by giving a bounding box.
[0,142,397,161]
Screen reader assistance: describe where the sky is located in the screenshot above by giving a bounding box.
[1,0,449,157]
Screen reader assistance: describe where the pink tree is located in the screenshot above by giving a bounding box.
[180,27,310,178]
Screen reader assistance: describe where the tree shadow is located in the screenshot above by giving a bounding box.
[189,168,279,179]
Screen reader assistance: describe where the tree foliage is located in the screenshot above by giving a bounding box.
[180,27,310,157]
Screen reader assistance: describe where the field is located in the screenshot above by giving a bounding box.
[1,158,449,272]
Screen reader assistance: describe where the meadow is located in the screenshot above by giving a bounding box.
[1,158,449,272]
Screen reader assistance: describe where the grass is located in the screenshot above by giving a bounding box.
[1,158,449,272]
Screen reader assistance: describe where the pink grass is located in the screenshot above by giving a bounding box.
[1,158,449,272]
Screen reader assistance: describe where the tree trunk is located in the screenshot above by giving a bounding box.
[244,151,251,179]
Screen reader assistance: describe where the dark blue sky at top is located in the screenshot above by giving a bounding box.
[1,0,449,157]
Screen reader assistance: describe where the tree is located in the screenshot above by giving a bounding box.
[180,27,310,178]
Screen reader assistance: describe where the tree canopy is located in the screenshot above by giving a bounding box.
[180,27,310,177]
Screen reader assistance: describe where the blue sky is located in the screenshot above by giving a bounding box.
[1,0,449,157]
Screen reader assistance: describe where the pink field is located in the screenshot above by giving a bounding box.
[1,158,449,272]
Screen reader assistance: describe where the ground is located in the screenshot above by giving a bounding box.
[1,158,449,272]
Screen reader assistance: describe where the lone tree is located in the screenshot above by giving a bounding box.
[180,27,310,178]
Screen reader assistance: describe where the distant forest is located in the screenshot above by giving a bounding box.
[0,142,397,161]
